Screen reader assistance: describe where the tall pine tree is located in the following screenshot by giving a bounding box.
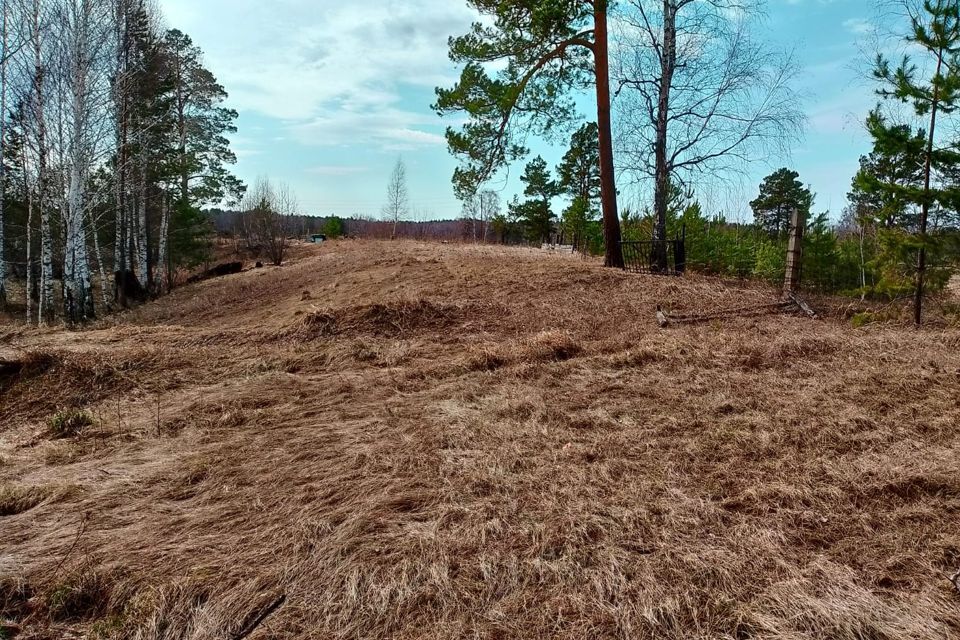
[865,0,960,325]
[434,0,624,267]
[750,168,814,237]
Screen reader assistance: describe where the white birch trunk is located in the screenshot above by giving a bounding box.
[63,190,74,319]
[112,0,130,304]
[32,0,54,324]
[89,207,111,309]
[0,1,7,308]
[26,191,34,324]
[137,143,148,286]
[39,197,54,324]
[65,0,108,321]
[157,194,169,293]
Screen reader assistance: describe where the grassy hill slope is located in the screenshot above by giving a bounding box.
[1,240,958,639]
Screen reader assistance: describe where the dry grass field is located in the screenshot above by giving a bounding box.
[1,240,959,639]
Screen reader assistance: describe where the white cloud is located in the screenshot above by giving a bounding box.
[842,18,874,35]
[292,103,447,150]
[159,0,474,146]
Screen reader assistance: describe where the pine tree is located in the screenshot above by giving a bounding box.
[864,0,960,325]
[557,122,600,205]
[512,156,560,244]
[435,0,624,267]
[750,168,814,237]
[556,123,600,250]
[850,124,926,230]
[163,29,243,211]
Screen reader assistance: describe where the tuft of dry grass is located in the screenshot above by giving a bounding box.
[289,297,464,340]
[0,484,51,517]
[1,240,959,639]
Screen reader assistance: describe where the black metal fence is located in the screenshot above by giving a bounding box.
[620,239,686,275]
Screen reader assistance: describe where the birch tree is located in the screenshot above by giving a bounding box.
[383,157,409,239]
[242,176,295,266]
[478,189,499,243]
[110,0,149,304]
[615,0,803,268]
[56,0,114,321]
[0,0,240,321]
[20,0,55,323]
[0,0,10,309]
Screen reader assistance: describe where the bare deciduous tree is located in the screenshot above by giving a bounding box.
[614,0,804,262]
[479,189,499,243]
[242,176,297,266]
[460,193,480,241]
[0,0,10,309]
[56,0,115,322]
[382,157,409,240]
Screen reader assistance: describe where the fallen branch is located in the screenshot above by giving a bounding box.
[232,593,286,640]
[657,301,793,327]
[786,291,819,319]
[656,290,822,327]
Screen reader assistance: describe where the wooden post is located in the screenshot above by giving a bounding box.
[784,207,804,295]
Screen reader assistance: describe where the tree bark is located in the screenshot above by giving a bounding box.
[66,4,95,323]
[89,207,111,310]
[137,143,149,287]
[0,1,7,310]
[174,48,190,210]
[157,194,170,293]
[26,190,34,324]
[32,0,53,324]
[113,0,129,307]
[915,46,943,327]
[652,0,677,271]
[594,2,623,268]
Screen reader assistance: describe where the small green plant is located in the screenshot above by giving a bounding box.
[752,239,786,284]
[49,410,95,439]
[851,312,877,328]
[46,567,112,623]
[90,614,128,639]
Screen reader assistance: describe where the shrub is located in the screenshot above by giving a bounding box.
[753,239,786,284]
[49,410,95,439]
[323,215,345,239]
[851,312,877,328]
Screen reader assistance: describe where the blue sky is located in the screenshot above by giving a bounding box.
[159,0,883,222]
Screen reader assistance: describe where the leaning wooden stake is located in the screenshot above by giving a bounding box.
[784,207,804,295]
[782,207,819,319]
[656,208,818,327]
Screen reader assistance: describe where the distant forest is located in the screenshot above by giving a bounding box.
[207,209,504,244]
